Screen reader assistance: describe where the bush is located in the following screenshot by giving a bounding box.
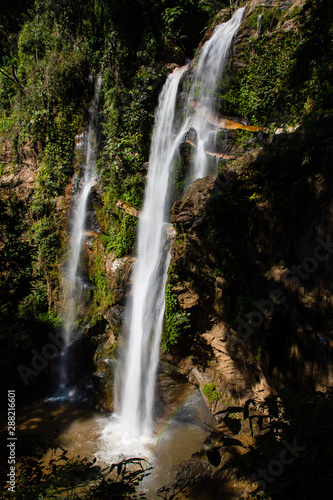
[112,214,138,258]
[162,283,190,351]
[202,382,220,404]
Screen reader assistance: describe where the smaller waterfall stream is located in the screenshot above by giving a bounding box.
[57,76,101,397]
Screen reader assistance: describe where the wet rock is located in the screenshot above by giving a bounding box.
[92,334,116,411]
[105,254,135,303]
[185,138,235,160]
[103,305,124,331]
[116,199,141,218]
[190,99,262,132]
[171,174,216,230]
[173,282,200,310]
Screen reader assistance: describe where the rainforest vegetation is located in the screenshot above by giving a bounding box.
[0,0,221,386]
[1,0,333,498]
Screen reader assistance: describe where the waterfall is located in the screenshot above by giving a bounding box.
[116,67,189,436]
[57,76,101,397]
[99,8,245,456]
[189,6,245,180]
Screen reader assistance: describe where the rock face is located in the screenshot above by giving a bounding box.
[153,0,333,418]
[92,332,117,411]
[105,253,135,303]
[166,116,333,411]
[116,200,141,218]
[161,116,333,498]
[0,141,38,201]
[189,100,263,132]
[89,252,135,410]
[168,173,272,407]
[247,0,302,14]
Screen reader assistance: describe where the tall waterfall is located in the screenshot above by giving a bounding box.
[116,67,189,436]
[101,8,245,453]
[58,76,101,396]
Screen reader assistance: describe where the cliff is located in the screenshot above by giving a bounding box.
[1,0,333,497]
[151,0,333,406]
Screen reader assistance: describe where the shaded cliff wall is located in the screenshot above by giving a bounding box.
[161,0,333,407]
[168,118,333,403]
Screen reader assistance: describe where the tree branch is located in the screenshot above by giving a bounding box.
[0,68,25,92]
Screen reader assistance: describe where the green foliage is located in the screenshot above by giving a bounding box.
[162,283,190,351]
[224,31,298,125]
[0,0,33,62]
[160,0,218,59]
[202,382,220,404]
[255,344,262,363]
[290,0,333,114]
[123,174,145,208]
[0,196,33,321]
[31,109,81,217]
[97,65,162,240]
[1,443,151,499]
[112,215,138,258]
[170,153,190,195]
[247,6,282,33]
[4,9,89,141]
[0,0,93,336]
[34,309,63,328]
[91,256,115,312]
[28,217,59,265]
[235,129,256,149]
[223,0,333,126]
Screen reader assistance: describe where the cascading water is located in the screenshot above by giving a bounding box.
[115,66,189,438]
[99,8,245,459]
[257,13,263,34]
[57,76,101,397]
[98,66,189,460]
[188,6,245,180]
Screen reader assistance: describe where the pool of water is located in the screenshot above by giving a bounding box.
[13,377,215,498]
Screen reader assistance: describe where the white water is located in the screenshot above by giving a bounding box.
[189,6,245,179]
[115,67,189,441]
[100,8,245,458]
[57,76,101,396]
